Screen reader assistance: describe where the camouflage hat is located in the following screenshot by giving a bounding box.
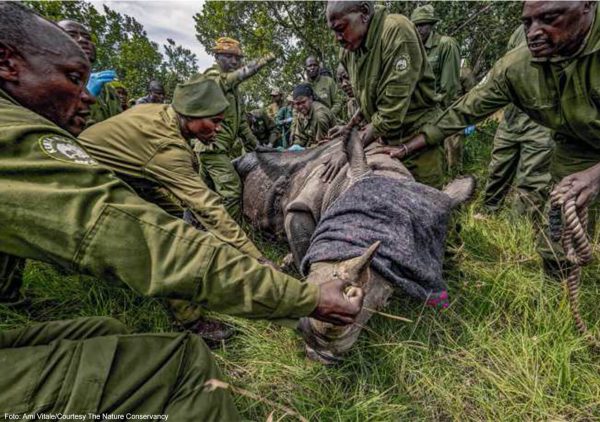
[212,36,244,56]
[106,81,127,91]
[270,88,282,96]
[410,5,439,25]
[172,76,229,118]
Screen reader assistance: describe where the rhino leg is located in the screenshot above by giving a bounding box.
[284,210,316,268]
[299,271,394,364]
[443,175,476,208]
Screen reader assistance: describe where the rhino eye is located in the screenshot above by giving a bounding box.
[332,269,339,278]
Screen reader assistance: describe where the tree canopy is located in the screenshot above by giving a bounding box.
[194,1,522,106]
[25,0,198,100]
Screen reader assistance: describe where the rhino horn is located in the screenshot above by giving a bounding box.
[340,241,381,287]
[345,127,370,180]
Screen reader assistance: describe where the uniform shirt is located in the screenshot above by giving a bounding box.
[267,102,280,120]
[275,105,294,148]
[340,6,440,145]
[78,104,262,259]
[88,84,122,126]
[0,88,318,319]
[306,74,341,114]
[249,108,277,146]
[194,64,258,156]
[291,101,335,147]
[421,4,600,166]
[423,30,461,107]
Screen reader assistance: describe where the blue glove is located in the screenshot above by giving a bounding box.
[275,146,285,152]
[287,144,305,152]
[86,70,117,97]
[463,125,476,136]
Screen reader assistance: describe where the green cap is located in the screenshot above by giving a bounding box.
[172,76,229,118]
[411,5,439,25]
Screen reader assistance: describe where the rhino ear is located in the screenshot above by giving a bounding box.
[340,241,381,286]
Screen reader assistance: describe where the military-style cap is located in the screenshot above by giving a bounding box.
[270,88,282,96]
[172,76,229,118]
[212,37,244,56]
[411,5,439,25]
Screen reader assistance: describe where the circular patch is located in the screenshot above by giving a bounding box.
[39,135,99,166]
[395,55,410,72]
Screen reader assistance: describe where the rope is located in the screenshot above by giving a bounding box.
[550,195,598,349]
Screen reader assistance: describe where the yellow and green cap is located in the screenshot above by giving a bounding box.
[172,76,229,118]
[411,5,439,25]
[212,36,244,57]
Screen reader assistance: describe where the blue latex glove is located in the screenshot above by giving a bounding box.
[275,146,285,152]
[463,125,476,136]
[86,70,117,97]
[287,144,305,152]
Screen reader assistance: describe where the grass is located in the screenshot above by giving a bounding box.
[3,123,600,421]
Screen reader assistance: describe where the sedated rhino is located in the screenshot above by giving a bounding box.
[234,129,474,363]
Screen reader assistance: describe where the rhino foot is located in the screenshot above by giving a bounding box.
[442,175,476,208]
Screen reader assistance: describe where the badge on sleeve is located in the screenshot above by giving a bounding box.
[395,54,410,72]
[39,135,99,166]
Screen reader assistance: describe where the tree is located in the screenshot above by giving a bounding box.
[194,1,522,106]
[160,39,199,97]
[25,1,196,100]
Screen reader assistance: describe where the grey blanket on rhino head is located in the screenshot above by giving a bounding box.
[301,175,451,303]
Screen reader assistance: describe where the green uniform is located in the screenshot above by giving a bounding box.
[275,105,293,148]
[421,6,600,265]
[484,27,554,215]
[423,30,462,175]
[291,101,335,148]
[340,6,444,187]
[306,74,342,116]
[0,87,319,416]
[78,104,262,259]
[0,317,239,420]
[87,84,123,126]
[267,102,280,120]
[423,30,461,108]
[194,65,258,220]
[249,108,278,146]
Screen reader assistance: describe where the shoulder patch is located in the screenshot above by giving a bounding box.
[39,135,99,166]
[395,54,410,72]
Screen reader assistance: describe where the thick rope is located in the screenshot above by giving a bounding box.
[550,196,598,349]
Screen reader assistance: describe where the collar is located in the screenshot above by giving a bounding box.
[424,30,440,49]
[361,6,387,54]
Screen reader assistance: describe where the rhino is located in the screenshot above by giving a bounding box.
[234,129,474,363]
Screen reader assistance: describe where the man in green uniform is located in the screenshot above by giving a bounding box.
[304,56,342,116]
[276,95,294,148]
[58,20,123,125]
[267,88,284,120]
[336,64,361,124]
[134,80,166,105]
[290,83,336,148]
[484,26,554,216]
[0,4,363,416]
[324,1,444,188]
[411,5,463,175]
[195,37,270,221]
[395,1,600,277]
[248,107,278,146]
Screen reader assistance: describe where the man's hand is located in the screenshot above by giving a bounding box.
[551,163,600,209]
[257,256,281,271]
[320,154,347,182]
[311,279,364,326]
[86,70,117,97]
[372,144,410,159]
[328,124,349,139]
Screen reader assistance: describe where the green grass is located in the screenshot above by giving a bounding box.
[3,124,600,421]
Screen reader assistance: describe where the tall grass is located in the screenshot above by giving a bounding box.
[2,124,599,420]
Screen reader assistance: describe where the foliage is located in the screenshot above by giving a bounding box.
[194,1,522,107]
[24,0,198,100]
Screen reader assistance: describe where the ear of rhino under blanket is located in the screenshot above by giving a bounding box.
[301,175,452,303]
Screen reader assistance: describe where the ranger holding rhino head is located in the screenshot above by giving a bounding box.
[0,3,363,417]
[194,37,275,221]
